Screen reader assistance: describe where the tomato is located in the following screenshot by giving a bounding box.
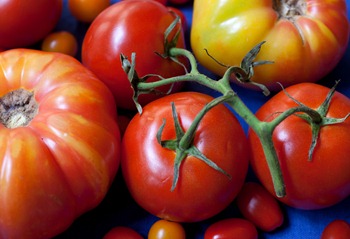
[68,0,111,23]
[82,0,188,110]
[321,220,350,239]
[148,219,186,239]
[41,31,78,57]
[103,226,143,239]
[204,218,258,239]
[248,83,350,209]
[236,182,284,232]
[0,0,62,49]
[121,92,249,222]
[191,0,350,91]
[0,49,120,239]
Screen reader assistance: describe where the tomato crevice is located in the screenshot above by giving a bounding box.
[0,89,38,128]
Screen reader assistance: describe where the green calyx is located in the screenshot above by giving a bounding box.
[285,80,350,161]
[157,95,232,191]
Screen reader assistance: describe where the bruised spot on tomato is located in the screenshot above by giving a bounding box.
[0,89,38,128]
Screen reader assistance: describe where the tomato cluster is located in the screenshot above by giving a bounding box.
[0,0,349,239]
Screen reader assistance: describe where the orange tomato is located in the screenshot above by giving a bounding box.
[41,31,78,57]
[68,0,111,23]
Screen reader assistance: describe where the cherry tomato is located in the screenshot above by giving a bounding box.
[68,0,111,23]
[248,83,350,209]
[103,226,143,239]
[191,0,349,91]
[204,218,258,239]
[321,220,350,239]
[0,0,62,49]
[0,49,120,239]
[82,0,188,110]
[122,92,249,222]
[236,182,284,232]
[41,31,78,57]
[148,220,186,239]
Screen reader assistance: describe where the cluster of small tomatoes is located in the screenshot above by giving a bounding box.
[0,0,350,239]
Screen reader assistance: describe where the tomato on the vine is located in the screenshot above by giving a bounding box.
[103,226,143,239]
[321,220,350,239]
[248,83,350,209]
[121,92,249,222]
[68,0,111,23]
[191,0,350,91]
[0,49,120,239]
[0,0,63,49]
[236,182,284,232]
[204,218,258,239]
[41,31,78,57]
[148,219,186,239]
[82,0,188,110]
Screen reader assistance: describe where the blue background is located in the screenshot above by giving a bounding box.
[54,0,350,238]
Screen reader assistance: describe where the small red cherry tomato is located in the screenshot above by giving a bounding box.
[204,218,258,239]
[236,182,284,232]
[103,226,143,239]
[321,220,350,239]
[41,31,78,57]
[148,219,186,239]
[68,0,110,23]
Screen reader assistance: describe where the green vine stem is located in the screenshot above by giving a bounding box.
[121,44,344,198]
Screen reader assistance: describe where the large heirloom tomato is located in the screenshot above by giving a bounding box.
[0,49,120,239]
[121,92,249,222]
[82,0,188,110]
[248,83,350,209]
[191,0,350,91]
[0,0,62,49]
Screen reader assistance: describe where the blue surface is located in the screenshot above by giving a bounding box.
[54,0,350,238]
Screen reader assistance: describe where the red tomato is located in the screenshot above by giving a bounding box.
[321,220,350,239]
[68,0,111,23]
[204,218,258,239]
[248,83,350,209]
[191,0,350,91]
[121,92,249,222]
[103,226,143,239]
[41,31,78,57]
[236,182,284,232]
[0,0,62,49]
[82,0,188,110]
[148,220,186,239]
[0,49,120,239]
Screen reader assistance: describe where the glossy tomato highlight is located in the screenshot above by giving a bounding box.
[122,92,249,222]
[0,49,121,239]
[248,83,350,209]
[191,0,350,91]
[82,0,188,110]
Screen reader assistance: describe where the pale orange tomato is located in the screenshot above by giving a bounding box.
[41,31,78,57]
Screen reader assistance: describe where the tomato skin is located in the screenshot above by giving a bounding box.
[148,220,186,239]
[0,0,63,49]
[236,182,284,232]
[0,49,120,239]
[103,226,143,239]
[121,92,249,222]
[41,31,78,57]
[191,0,350,91]
[204,218,258,239]
[321,220,350,239]
[248,83,350,209]
[68,0,111,23]
[82,0,187,110]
